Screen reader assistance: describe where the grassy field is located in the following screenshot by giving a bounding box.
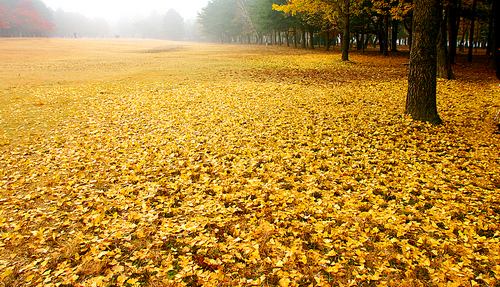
[0,38,499,287]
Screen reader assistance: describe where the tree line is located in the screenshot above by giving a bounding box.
[199,0,497,63]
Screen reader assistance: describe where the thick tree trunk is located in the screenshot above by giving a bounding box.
[406,0,442,124]
[468,0,477,62]
[342,0,350,61]
[437,5,454,79]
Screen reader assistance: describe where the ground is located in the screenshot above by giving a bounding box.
[0,39,499,287]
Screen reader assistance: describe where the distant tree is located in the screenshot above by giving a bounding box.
[198,0,244,42]
[0,2,9,28]
[52,9,109,38]
[369,0,413,55]
[341,0,350,60]
[406,0,442,124]
[163,9,184,40]
[273,0,352,60]
[467,0,478,62]
[0,0,53,36]
[437,1,454,79]
[0,4,9,29]
[249,0,289,44]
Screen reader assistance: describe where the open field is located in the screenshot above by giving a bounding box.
[0,39,499,286]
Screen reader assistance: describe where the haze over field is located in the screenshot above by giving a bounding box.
[42,0,210,21]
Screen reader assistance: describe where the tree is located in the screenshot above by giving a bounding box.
[0,0,53,36]
[0,4,10,29]
[342,0,350,60]
[405,0,442,124]
[198,0,245,42]
[447,0,459,64]
[467,0,478,62]
[163,9,184,40]
[273,0,352,60]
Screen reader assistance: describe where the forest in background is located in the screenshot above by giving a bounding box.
[0,0,497,62]
[199,0,496,62]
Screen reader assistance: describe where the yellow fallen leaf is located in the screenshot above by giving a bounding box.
[279,277,290,287]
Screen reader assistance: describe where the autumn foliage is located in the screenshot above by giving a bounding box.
[0,0,53,36]
[0,39,499,286]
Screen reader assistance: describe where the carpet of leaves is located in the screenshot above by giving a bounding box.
[0,39,499,287]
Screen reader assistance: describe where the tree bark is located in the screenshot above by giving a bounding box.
[467,0,477,62]
[342,0,350,61]
[406,0,442,124]
[437,4,454,79]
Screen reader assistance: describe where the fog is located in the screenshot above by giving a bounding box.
[42,0,210,22]
[0,0,210,39]
[44,0,210,39]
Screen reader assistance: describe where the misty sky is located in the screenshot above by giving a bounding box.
[42,0,210,21]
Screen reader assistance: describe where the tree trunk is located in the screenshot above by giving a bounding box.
[302,29,306,48]
[342,0,350,61]
[382,15,389,55]
[459,19,467,52]
[364,35,370,48]
[326,31,331,51]
[494,0,500,79]
[486,1,494,56]
[391,20,399,52]
[293,27,298,48]
[448,0,459,64]
[404,13,413,51]
[408,24,413,51]
[437,4,454,79]
[361,32,366,52]
[309,29,315,49]
[406,0,442,124]
[468,0,477,62]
